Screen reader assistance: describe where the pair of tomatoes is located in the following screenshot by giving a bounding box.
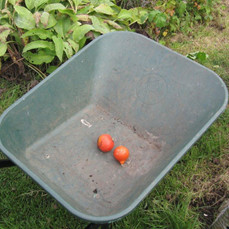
[97,134,129,165]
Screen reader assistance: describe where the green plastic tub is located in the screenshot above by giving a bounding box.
[0,31,228,223]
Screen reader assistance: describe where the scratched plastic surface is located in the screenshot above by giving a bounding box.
[0,32,228,223]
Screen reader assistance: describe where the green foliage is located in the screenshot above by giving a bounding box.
[14,5,36,30]
[145,0,215,38]
[0,1,119,67]
[1,0,154,69]
[148,10,168,28]
[0,0,214,75]
[187,51,209,64]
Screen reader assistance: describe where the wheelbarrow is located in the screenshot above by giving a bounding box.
[0,31,228,228]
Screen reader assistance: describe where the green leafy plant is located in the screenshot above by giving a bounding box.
[0,0,158,73]
[187,51,209,64]
[148,0,215,37]
[0,0,215,77]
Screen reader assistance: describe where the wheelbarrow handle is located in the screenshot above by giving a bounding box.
[0,159,16,168]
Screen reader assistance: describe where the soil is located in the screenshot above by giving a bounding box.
[190,153,229,227]
[1,59,24,81]
[0,43,26,81]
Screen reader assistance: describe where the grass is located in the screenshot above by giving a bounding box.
[0,79,26,115]
[0,4,229,229]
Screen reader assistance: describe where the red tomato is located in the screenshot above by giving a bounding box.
[113,146,129,164]
[97,134,114,152]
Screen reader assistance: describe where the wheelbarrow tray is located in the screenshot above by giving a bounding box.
[0,32,228,223]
